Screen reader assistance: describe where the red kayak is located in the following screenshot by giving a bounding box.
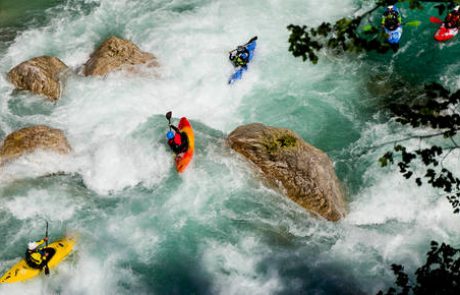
[434,24,459,42]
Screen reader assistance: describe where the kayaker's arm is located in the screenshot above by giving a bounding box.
[35,238,47,248]
[170,125,180,133]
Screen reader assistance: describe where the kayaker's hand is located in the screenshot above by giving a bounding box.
[44,237,48,242]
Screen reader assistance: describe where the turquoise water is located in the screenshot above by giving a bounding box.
[1,0,460,294]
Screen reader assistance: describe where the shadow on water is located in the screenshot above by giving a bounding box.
[121,216,224,294]
[132,246,214,295]
[269,257,367,295]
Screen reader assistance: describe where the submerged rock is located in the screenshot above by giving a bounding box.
[228,123,346,221]
[0,125,71,165]
[7,56,69,101]
[84,36,159,76]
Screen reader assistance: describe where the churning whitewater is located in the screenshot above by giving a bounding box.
[1,0,460,294]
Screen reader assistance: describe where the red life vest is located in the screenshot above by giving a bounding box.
[173,133,182,145]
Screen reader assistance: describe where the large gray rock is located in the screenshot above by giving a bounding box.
[228,123,347,221]
[0,125,71,165]
[84,36,159,76]
[7,56,69,101]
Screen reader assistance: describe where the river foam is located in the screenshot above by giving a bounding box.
[1,0,459,294]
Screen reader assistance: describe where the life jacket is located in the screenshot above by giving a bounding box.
[230,48,250,67]
[234,55,248,66]
[168,132,188,154]
[25,251,44,268]
[173,132,182,145]
[384,11,400,30]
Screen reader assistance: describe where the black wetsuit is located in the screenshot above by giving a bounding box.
[25,248,55,269]
[168,125,189,154]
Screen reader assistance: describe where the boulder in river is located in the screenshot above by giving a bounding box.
[84,36,159,76]
[0,125,71,165]
[228,123,347,221]
[7,56,69,101]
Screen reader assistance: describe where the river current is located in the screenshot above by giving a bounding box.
[0,0,459,294]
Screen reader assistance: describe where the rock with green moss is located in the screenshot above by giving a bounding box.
[84,36,159,76]
[0,125,72,165]
[228,123,346,221]
[7,56,69,101]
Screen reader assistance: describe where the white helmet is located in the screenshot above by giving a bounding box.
[455,6,460,11]
[387,5,394,10]
[27,242,38,250]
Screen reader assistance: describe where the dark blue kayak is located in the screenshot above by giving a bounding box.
[228,36,257,84]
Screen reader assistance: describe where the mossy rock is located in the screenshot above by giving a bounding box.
[263,131,298,155]
[228,123,346,222]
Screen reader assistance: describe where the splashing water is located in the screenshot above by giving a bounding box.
[1,0,460,294]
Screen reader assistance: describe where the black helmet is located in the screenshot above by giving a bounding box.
[237,46,245,53]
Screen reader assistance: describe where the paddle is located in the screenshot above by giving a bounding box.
[362,24,374,32]
[430,16,443,24]
[246,36,258,45]
[229,36,258,54]
[166,111,172,131]
[404,20,422,27]
[44,221,50,275]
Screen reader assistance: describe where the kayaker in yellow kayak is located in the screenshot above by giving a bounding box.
[25,237,50,273]
[0,221,76,284]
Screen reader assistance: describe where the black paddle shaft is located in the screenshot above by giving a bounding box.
[45,221,48,247]
[166,111,172,130]
[44,221,50,275]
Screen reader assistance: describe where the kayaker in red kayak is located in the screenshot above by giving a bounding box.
[165,112,188,155]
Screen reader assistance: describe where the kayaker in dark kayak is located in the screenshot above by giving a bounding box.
[445,6,460,29]
[381,5,402,30]
[25,238,49,270]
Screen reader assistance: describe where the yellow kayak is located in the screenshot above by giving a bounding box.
[0,236,76,284]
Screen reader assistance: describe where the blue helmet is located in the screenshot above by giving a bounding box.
[166,131,174,140]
